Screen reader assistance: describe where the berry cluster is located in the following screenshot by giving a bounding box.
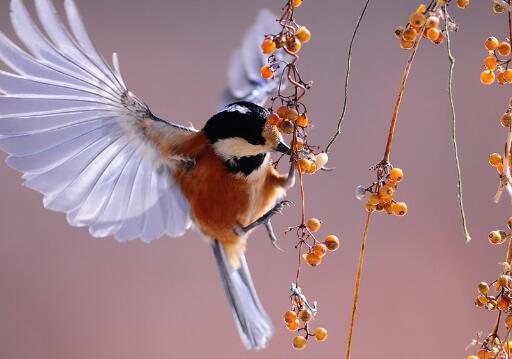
[480,36,512,85]
[395,1,468,50]
[356,164,408,216]
[261,0,338,350]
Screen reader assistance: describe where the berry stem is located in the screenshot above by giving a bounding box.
[324,0,371,154]
[345,211,372,359]
[444,5,472,242]
[383,29,423,163]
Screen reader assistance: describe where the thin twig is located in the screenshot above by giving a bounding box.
[383,33,422,162]
[345,212,372,359]
[324,0,371,153]
[444,6,471,242]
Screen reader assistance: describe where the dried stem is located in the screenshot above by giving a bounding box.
[324,0,371,153]
[383,33,422,162]
[345,211,372,359]
[444,7,472,242]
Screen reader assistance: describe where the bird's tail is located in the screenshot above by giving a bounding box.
[211,240,274,350]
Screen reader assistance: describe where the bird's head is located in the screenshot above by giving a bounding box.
[204,101,291,160]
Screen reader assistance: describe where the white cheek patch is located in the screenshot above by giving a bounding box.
[223,104,251,114]
[213,137,271,158]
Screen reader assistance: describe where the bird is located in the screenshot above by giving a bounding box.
[0,0,294,350]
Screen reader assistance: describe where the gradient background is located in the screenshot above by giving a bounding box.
[0,0,509,358]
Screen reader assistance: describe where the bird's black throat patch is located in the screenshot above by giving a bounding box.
[225,154,266,176]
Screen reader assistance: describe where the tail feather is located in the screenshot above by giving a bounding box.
[211,240,274,350]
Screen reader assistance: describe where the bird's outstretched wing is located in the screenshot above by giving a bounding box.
[0,0,194,242]
[219,9,289,109]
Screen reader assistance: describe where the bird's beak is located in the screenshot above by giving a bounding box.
[275,141,292,155]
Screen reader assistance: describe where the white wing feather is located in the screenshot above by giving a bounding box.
[219,9,289,109]
[0,0,193,242]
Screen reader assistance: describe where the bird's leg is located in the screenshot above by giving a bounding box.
[233,200,293,248]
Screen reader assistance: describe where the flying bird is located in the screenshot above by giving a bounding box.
[0,0,293,350]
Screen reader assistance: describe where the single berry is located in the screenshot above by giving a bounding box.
[261,38,276,54]
[426,16,440,28]
[313,243,328,257]
[296,26,311,43]
[409,13,426,28]
[480,70,495,85]
[292,335,307,350]
[287,319,300,331]
[305,252,322,266]
[390,167,404,182]
[296,114,309,127]
[485,37,499,51]
[484,56,498,71]
[489,153,502,167]
[498,41,512,56]
[306,218,321,232]
[314,327,328,341]
[324,235,340,251]
[298,309,313,322]
[260,65,274,79]
[284,310,298,324]
[392,202,408,216]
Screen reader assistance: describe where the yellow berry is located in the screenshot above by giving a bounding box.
[467,356,478,359]
[506,314,512,328]
[488,230,506,245]
[402,28,417,41]
[306,218,321,232]
[298,309,313,322]
[478,282,490,294]
[457,0,470,9]
[416,4,427,13]
[286,36,302,53]
[409,13,425,28]
[379,185,395,197]
[312,243,328,257]
[306,163,317,174]
[392,202,408,216]
[261,38,276,54]
[287,319,300,331]
[324,235,340,251]
[305,252,322,266]
[287,108,299,121]
[284,310,298,324]
[426,16,440,28]
[426,28,441,42]
[489,152,502,167]
[292,335,307,350]
[260,65,274,79]
[502,113,512,127]
[484,56,498,71]
[367,194,380,205]
[314,327,328,341]
[389,167,404,182]
[296,114,309,127]
[296,26,311,43]
[504,340,512,352]
[499,42,512,56]
[292,0,302,8]
[480,70,495,85]
[485,37,500,51]
[297,158,312,173]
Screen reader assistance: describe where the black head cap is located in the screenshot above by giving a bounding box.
[203,101,269,145]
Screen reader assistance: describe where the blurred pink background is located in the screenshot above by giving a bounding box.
[0,0,509,358]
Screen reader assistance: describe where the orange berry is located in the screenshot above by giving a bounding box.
[287,319,300,331]
[261,38,276,54]
[484,56,498,71]
[314,327,328,341]
[296,114,309,127]
[260,65,274,79]
[324,235,340,251]
[312,243,328,257]
[367,194,380,205]
[485,37,500,51]
[383,202,394,214]
[409,13,425,28]
[478,282,490,294]
[306,218,321,232]
[504,69,512,83]
[497,162,505,174]
[277,106,289,119]
[502,113,512,127]
[392,202,408,216]
[504,340,512,352]
[400,38,414,50]
[297,158,312,173]
[305,252,322,266]
[292,0,302,8]
[488,230,506,245]
[477,350,487,359]
[426,16,440,28]
[498,298,510,311]
[506,314,512,328]
[292,335,307,350]
[495,2,506,13]
[267,113,281,126]
[467,356,478,359]
[489,152,502,167]
[379,185,395,197]
[389,167,404,182]
[294,137,304,151]
[498,71,507,85]
[365,203,376,212]
[457,0,470,8]
[296,26,311,43]
[402,28,417,41]
[298,309,313,322]
[426,28,441,42]
[286,36,302,53]
[306,163,317,174]
[433,31,445,44]
[499,42,512,56]
[284,310,298,324]
[480,70,495,85]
